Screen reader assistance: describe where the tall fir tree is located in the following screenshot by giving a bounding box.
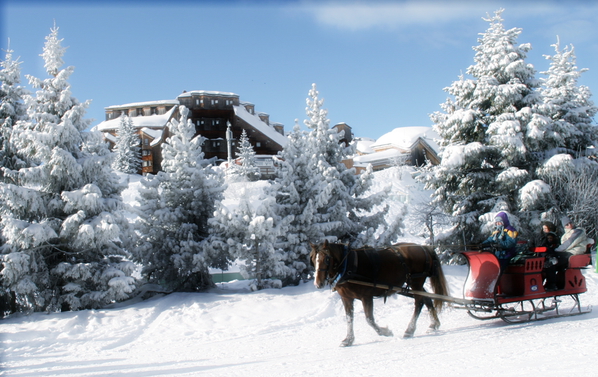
[111,114,141,174]
[528,37,598,233]
[0,43,29,181]
[134,106,225,291]
[538,37,597,156]
[424,9,548,241]
[0,26,135,314]
[228,129,260,182]
[272,84,390,283]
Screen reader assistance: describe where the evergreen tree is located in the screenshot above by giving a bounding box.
[0,26,135,314]
[134,106,225,291]
[0,43,28,181]
[209,190,291,290]
[539,37,598,156]
[273,84,390,283]
[526,39,598,236]
[425,9,546,242]
[111,114,141,174]
[228,129,260,182]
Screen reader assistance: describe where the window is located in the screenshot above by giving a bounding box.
[137,108,144,116]
[142,160,153,167]
[256,142,261,147]
[144,139,149,145]
[142,150,151,156]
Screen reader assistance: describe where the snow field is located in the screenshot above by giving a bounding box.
[2,264,597,376]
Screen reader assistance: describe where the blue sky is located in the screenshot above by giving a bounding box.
[2,0,598,140]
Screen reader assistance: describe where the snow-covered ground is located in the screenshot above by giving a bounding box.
[1,169,597,376]
[1,264,597,376]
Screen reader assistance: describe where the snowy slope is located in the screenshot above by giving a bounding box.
[1,265,596,376]
[1,172,597,376]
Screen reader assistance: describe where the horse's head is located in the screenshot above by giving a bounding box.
[310,240,340,289]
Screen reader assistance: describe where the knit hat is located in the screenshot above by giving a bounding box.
[561,216,572,227]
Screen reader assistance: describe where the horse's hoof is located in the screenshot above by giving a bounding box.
[403,332,414,339]
[379,327,394,337]
[340,338,354,347]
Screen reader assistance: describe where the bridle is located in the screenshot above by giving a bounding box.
[314,245,350,287]
[315,251,335,285]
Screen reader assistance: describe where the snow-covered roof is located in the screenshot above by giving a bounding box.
[105,99,178,110]
[354,137,376,154]
[140,127,165,147]
[178,90,238,98]
[141,127,163,140]
[92,106,177,132]
[353,148,404,165]
[104,133,116,144]
[233,105,288,148]
[372,126,440,153]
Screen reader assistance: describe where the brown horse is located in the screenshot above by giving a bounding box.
[310,241,449,346]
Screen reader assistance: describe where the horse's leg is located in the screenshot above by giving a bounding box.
[423,295,441,333]
[404,295,425,338]
[340,296,355,347]
[362,296,393,337]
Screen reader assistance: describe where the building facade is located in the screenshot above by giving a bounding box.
[93,91,287,176]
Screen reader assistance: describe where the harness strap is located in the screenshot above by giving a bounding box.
[331,246,351,289]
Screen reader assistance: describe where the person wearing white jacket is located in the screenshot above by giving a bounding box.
[555,216,588,255]
[544,216,589,291]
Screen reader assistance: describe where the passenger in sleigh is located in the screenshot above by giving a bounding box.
[481,212,519,271]
[544,216,588,291]
[537,221,560,256]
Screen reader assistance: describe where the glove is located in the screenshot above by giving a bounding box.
[498,231,506,241]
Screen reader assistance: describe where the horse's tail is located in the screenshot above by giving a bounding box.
[427,247,450,313]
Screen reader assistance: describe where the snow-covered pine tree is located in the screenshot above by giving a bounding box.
[0,25,135,315]
[209,190,291,290]
[111,114,141,174]
[228,129,260,182]
[0,43,29,181]
[425,9,546,242]
[272,84,390,283]
[538,37,598,156]
[529,38,598,237]
[134,106,225,291]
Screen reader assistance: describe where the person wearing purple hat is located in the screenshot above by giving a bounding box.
[481,211,519,270]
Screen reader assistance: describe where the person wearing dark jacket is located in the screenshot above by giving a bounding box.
[482,212,518,270]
